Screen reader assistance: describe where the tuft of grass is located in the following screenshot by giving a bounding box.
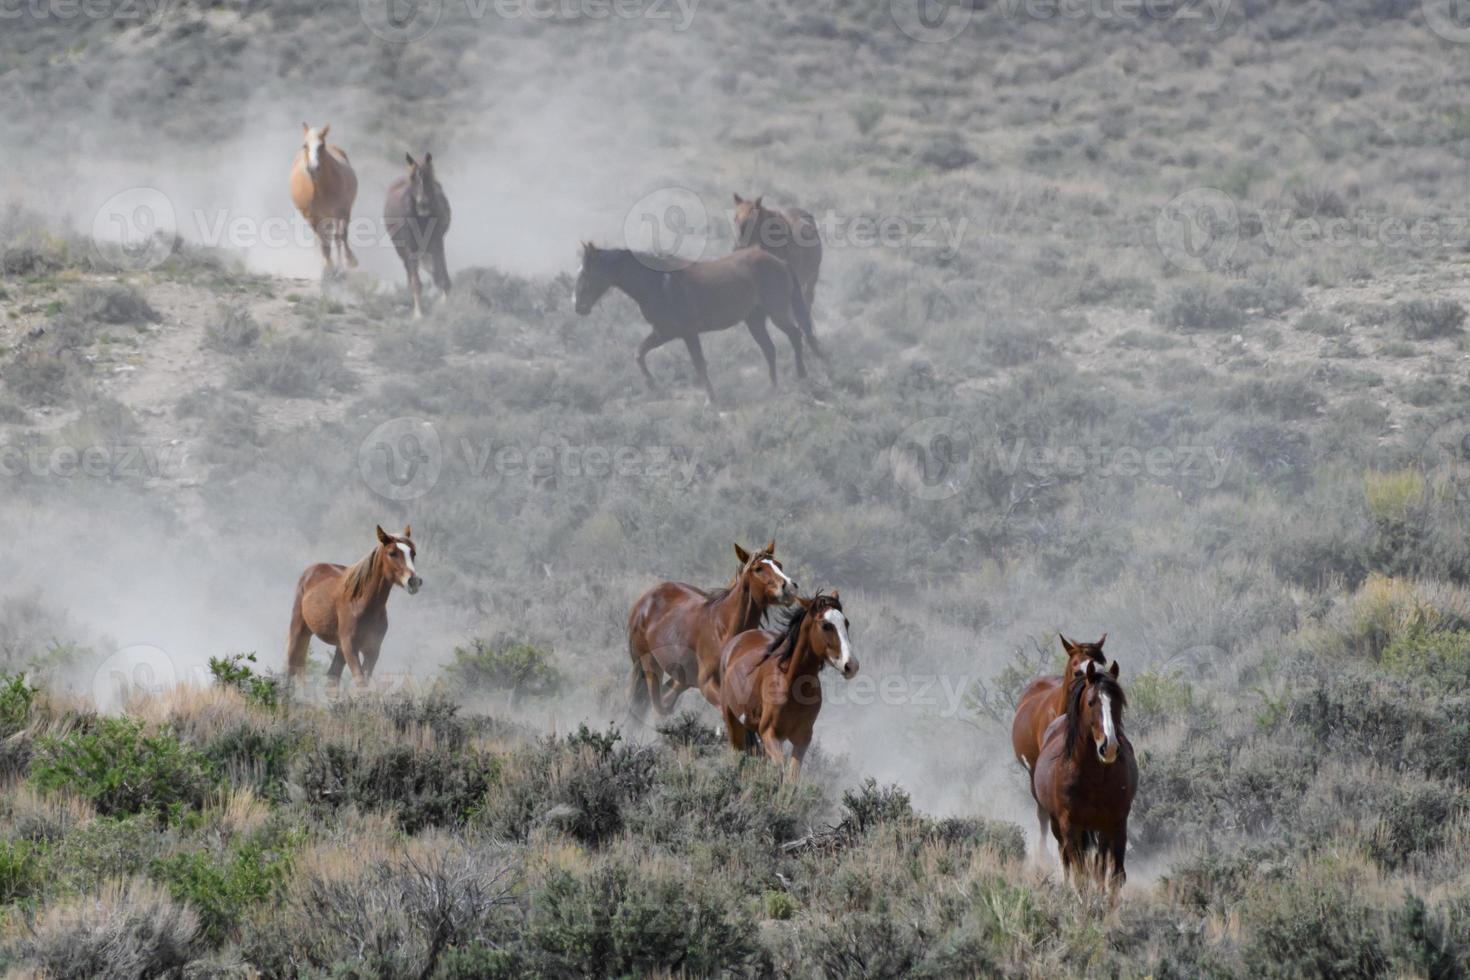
[1364,468,1425,522]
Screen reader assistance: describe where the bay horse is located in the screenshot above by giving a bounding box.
[732,194,823,324]
[718,591,857,780]
[286,525,422,692]
[384,152,452,319]
[626,541,797,720]
[1011,634,1109,775]
[1032,659,1137,892]
[289,123,359,278]
[572,242,817,404]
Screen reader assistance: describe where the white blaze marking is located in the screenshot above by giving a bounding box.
[762,558,793,592]
[308,139,321,171]
[1099,692,1116,747]
[823,608,853,674]
[396,541,416,583]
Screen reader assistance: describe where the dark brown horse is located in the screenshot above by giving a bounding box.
[1031,660,1137,892]
[732,194,822,320]
[1011,634,1109,775]
[626,541,797,719]
[286,525,422,691]
[718,591,857,780]
[384,152,452,319]
[573,242,817,404]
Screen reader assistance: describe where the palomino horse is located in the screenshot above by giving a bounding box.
[384,152,452,318]
[626,541,797,719]
[1031,660,1138,892]
[718,591,857,780]
[732,194,823,326]
[289,123,359,277]
[573,242,817,404]
[1011,633,1109,775]
[286,525,422,691]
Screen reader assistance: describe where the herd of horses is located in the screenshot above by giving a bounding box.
[289,125,824,403]
[283,529,1138,890]
[286,124,1136,890]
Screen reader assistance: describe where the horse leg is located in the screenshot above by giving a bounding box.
[1035,799,1053,866]
[767,313,808,380]
[429,238,451,295]
[315,222,335,278]
[636,332,670,390]
[339,216,358,270]
[723,709,748,752]
[758,725,786,768]
[405,254,423,319]
[326,647,345,695]
[1106,826,1127,894]
[789,735,811,781]
[286,603,311,680]
[359,638,382,686]
[339,634,367,689]
[744,314,779,387]
[682,334,717,405]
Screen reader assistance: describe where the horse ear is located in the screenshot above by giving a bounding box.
[733,193,744,205]
[376,525,391,545]
[831,588,840,601]
[406,153,418,168]
[423,152,432,166]
[1097,632,1108,648]
[764,538,776,555]
[302,121,310,133]
[1109,660,1120,678]
[734,543,751,564]
[796,595,812,610]
[1084,660,1097,680]
[754,196,764,208]
[401,524,412,539]
[320,123,330,139]
[1060,634,1077,654]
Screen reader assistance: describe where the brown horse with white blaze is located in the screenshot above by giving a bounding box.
[290,123,359,277]
[626,541,797,719]
[1031,660,1137,892]
[286,525,422,691]
[718,591,857,780]
[384,152,452,318]
[732,194,823,326]
[573,242,818,404]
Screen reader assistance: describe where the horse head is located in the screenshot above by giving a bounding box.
[800,590,857,679]
[734,539,797,607]
[1060,632,1108,680]
[732,193,773,249]
[302,122,331,177]
[376,523,422,595]
[573,241,616,315]
[405,153,439,214]
[1069,660,1126,765]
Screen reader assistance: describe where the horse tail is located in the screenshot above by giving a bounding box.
[628,645,650,719]
[789,275,824,360]
[285,576,312,680]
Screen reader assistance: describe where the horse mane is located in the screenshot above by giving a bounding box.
[1063,671,1127,758]
[766,592,841,666]
[343,545,384,600]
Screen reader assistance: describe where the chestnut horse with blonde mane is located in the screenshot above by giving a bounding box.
[1031,659,1137,892]
[290,123,359,277]
[573,243,818,404]
[286,525,422,691]
[626,541,797,719]
[719,591,857,780]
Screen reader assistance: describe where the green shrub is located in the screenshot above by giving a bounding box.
[763,889,797,920]
[1239,865,1389,979]
[0,837,45,904]
[446,638,564,703]
[1155,282,1244,331]
[31,718,217,824]
[228,333,358,397]
[202,304,260,352]
[527,861,760,977]
[150,828,299,943]
[207,652,281,709]
[1396,298,1466,340]
[0,673,36,737]
[72,283,159,325]
[1379,629,1470,689]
